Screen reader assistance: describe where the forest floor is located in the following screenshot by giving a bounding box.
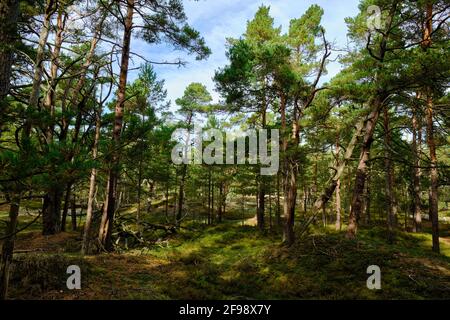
[2,202,450,300]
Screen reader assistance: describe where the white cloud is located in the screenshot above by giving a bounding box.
[128,0,361,112]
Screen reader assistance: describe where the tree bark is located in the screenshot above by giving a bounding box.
[422,3,440,253]
[276,172,281,227]
[43,9,65,142]
[98,0,134,251]
[281,96,301,246]
[257,177,265,231]
[0,0,19,102]
[176,163,187,225]
[28,0,56,116]
[257,107,267,231]
[37,1,61,235]
[347,96,384,238]
[61,185,71,232]
[384,107,397,242]
[365,164,371,225]
[217,182,224,223]
[81,106,101,255]
[426,94,440,253]
[335,135,341,231]
[412,103,422,232]
[297,119,365,237]
[42,187,62,235]
[71,193,77,231]
[0,193,20,300]
[346,1,397,239]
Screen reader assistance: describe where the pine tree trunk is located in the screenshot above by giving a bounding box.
[71,193,77,231]
[365,165,371,225]
[384,108,397,242]
[0,0,19,102]
[335,136,341,231]
[28,0,55,115]
[426,94,440,253]
[0,193,20,300]
[257,108,267,231]
[412,104,422,232]
[217,182,223,223]
[283,109,301,245]
[42,188,62,235]
[137,160,142,227]
[81,107,101,255]
[165,183,169,220]
[347,97,384,238]
[39,2,62,235]
[43,9,65,142]
[207,169,212,225]
[257,178,265,231]
[297,119,365,237]
[98,0,134,251]
[276,172,281,227]
[177,164,187,225]
[421,3,440,253]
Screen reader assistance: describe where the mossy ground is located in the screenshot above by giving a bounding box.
[2,202,450,300]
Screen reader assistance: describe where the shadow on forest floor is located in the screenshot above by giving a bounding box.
[5,215,450,300]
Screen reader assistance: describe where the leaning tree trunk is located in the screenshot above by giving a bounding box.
[347,96,385,239]
[346,1,397,239]
[297,119,366,237]
[98,0,134,251]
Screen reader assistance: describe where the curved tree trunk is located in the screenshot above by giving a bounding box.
[347,98,383,238]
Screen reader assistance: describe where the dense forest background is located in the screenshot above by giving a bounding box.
[0,0,449,300]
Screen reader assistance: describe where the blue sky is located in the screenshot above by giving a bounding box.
[129,0,361,111]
